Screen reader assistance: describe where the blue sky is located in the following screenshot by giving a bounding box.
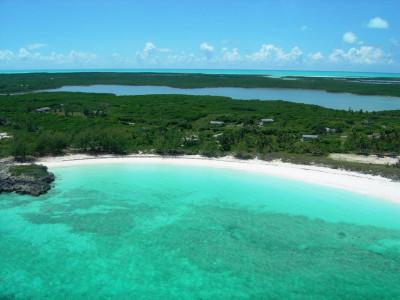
[0,0,399,71]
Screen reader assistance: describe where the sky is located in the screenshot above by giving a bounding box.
[0,0,399,72]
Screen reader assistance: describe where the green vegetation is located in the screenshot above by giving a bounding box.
[1,72,400,97]
[0,91,399,179]
[9,164,49,179]
[262,153,400,180]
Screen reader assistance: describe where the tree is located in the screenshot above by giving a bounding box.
[83,107,91,117]
[35,131,68,156]
[74,129,128,154]
[11,137,29,161]
[200,141,219,157]
[233,141,253,159]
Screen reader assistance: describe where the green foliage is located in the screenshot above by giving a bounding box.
[9,164,48,179]
[11,137,30,161]
[74,128,128,154]
[200,141,220,157]
[234,141,254,159]
[1,72,400,97]
[0,91,399,170]
[35,131,68,156]
[261,152,400,181]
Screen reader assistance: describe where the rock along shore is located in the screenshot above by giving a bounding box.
[0,159,55,196]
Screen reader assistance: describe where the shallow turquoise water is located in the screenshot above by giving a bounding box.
[1,163,400,299]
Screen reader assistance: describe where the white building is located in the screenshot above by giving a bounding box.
[325,127,337,133]
[210,121,224,125]
[260,118,274,124]
[0,132,12,140]
[34,107,51,113]
[302,134,319,141]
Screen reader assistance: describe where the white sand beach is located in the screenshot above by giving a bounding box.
[38,154,400,204]
[329,153,400,166]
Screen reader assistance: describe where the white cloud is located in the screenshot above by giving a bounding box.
[134,43,305,66]
[221,47,240,62]
[200,42,214,60]
[27,43,47,50]
[1,41,396,69]
[67,50,97,63]
[200,42,214,53]
[308,52,324,61]
[329,46,392,65]
[367,17,389,29]
[18,47,31,59]
[158,48,171,53]
[0,47,97,66]
[343,32,357,44]
[247,44,303,63]
[136,42,171,61]
[144,42,156,52]
[0,49,14,61]
[167,52,198,65]
[136,42,158,62]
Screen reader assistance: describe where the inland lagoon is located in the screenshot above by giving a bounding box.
[45,85,400,111]
[1,161,400,299]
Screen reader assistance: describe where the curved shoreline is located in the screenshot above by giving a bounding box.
[37,154,400,204]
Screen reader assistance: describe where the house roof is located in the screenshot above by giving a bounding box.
[302,134,319,138]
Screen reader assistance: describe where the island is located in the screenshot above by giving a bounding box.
[0,73,399,196]
[1,72,400,97]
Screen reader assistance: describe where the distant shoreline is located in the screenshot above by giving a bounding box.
[1,72,400,98]
[1,68,400,78]
[38,154,400,204]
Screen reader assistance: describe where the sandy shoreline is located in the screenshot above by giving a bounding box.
[38,154,400,204]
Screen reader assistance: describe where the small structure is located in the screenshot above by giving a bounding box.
[325,127,337,133]
[302,134,319,141]
[210,121,224,125]
[260,118,274,125]
[121,121,135,126]
[0,132,12,140]
[183,135,199,143]
[34,107,51,113]
[368,133,381,139]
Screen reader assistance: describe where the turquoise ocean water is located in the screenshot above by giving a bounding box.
[1,163,400,299]
[1,68,400,78]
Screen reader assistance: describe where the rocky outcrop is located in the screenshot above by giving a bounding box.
[0,159,55,196]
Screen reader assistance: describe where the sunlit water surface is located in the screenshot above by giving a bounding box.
[1,163,400,299]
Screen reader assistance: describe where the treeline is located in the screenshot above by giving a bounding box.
[1,72,400,97]
[1,92,399,162]
[11,129,128,159]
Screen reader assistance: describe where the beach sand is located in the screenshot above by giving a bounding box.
[329,153,400,165]
[38,154,400,204]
